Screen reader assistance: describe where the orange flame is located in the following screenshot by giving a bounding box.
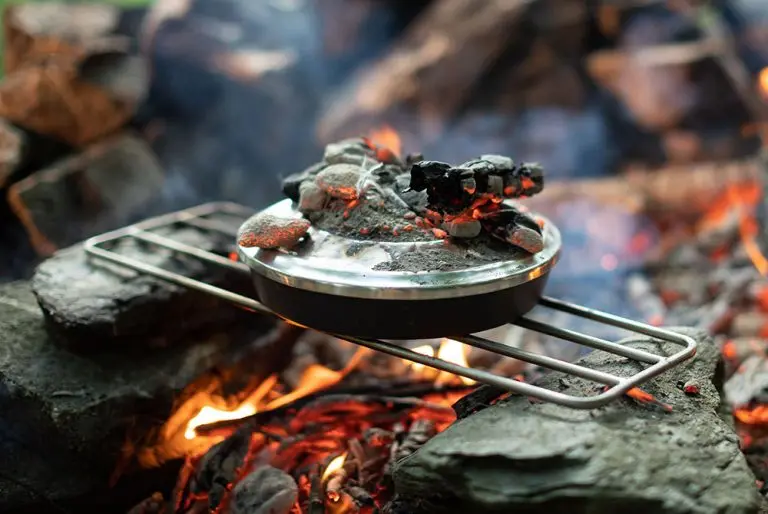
[728,184,768,276]
[322,454,347,482]
[405,339,476,386]
[735,405,768,425]
[759,67,768,101]
[366,125,402,159]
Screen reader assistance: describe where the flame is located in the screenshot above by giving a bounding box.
[368,125,401,156]
[728,184,768,276]
[409,345,435,372]
[735,405,768,425]
[322,454,347,482]
[436,339,476,386]
[184,404,256,440]
[759,67,768,100]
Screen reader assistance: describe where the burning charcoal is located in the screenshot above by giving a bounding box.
[394,420,436,463]
[299,181,328,212]
[230,466,298,514]
[393,329,763,513]
[682,380,700,395]
[441,219,481,239]
[482,209,544,254]
[408,158,543,216]
[192,431,251,503]
[238,213,311,250]
[315,163,362,201]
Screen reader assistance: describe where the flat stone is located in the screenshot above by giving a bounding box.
[393,328,764,514]
[0,281,275,512]
[32,227,253,352]
[237,213,310,249]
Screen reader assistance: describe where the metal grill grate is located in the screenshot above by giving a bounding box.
[84,202,697,409]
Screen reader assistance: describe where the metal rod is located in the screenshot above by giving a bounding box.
[455,335,623,385]
[129,228,249,274]
[85,243,269,314]
[183,217,241,237]
[538,296,695,347]
[81,202,698,410]
[514,316,663,364]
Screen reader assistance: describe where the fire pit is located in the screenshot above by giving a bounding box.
[1,1,768,513]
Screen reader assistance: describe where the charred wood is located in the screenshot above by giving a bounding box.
[127,492,166,514]
[528,158,762,219]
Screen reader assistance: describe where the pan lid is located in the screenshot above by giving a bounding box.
[237,199,560,300]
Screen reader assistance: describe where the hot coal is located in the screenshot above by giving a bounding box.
[0,281,278,513]
[237,213,310,250]
[392,329,764,514]
[407,157,543,215]
[277,138,548,263]
[32,225,256,352]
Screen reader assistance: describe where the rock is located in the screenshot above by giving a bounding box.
[0,281,276,512]
[237,213,310,249]
[298,180,327,212]
[32,227,255,352]
[230,466,298,514]
[393,328,764,514]
[315,163,361,200]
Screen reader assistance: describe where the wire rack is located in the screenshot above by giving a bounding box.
[84,202,697,409]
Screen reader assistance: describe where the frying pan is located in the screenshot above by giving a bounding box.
[237,199,561,339]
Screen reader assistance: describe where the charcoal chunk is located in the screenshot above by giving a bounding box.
[31,227,252,352]
[393,329,764,514]
[230,466,298,514]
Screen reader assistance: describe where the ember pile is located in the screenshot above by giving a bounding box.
[238,131,547,258]
[129,334,507,514]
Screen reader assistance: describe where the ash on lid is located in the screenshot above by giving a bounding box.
[239,132,548,271]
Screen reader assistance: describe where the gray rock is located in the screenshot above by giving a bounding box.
[237,213,310,249]
[32,227,253,352]
[393,328,764,514]
[230,466,298,514]
[0,281,278,512]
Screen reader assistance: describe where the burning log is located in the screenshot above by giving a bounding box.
[392,329,764,513]
[7,134,163,256]
[528,158,763,219]
[317,0,535,142]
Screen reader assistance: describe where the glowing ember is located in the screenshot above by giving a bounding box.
[322,454,347,482]
[184,403,256,440]
[625,387,673,412]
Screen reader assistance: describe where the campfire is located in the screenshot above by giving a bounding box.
[2,1,768,514]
